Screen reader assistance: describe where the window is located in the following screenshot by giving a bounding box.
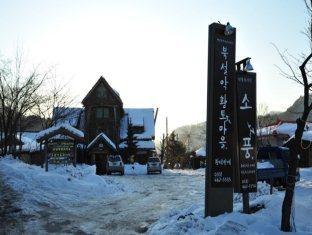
[96,107,109,118]
[97,84,107,98]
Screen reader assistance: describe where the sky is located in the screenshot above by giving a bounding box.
[0,0,309,140]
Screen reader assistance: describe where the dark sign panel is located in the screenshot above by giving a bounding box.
[208,23,236,187]
[236,71,257,192]
[48,139,74,164]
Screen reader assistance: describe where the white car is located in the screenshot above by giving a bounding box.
[147,157,162,174]
[107,155,124,175]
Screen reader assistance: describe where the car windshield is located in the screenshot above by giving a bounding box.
[108,156,121,162]
[148,157,160,163]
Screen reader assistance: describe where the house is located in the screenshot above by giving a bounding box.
[20,76,156,167]
[257,121,312,167]
[190,147,206,169]
[284,131,312,167]
[257,121,304,147]
[81,77,155,164]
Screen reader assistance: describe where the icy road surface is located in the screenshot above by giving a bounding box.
[0,158,205,234]
[33,173,205,234]
[63,173,205,234]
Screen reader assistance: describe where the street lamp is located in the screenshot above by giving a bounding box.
[235,57,254,71]
[224,22,235,36]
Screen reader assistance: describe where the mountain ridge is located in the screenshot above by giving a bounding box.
[174,95,312,151]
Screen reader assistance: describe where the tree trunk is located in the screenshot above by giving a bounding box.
[281,117,305,231]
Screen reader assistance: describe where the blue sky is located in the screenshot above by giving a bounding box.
[0,0,308,139]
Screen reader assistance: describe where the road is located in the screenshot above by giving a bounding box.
[22,171,205,234]
[0,173,26,234]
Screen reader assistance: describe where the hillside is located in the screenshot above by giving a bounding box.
[174,95,312,151]
[174,122,206,151]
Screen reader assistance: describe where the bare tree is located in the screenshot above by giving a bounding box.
[32,78,76,129]
[0,53,48,156]
[275,0,312,231]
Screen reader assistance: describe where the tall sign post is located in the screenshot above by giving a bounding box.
[234,58,257,213]
[205,23,236,217]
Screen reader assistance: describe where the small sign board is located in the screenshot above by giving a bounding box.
[236,71,257,192]
[48,139,74,165]
[208,23,236,187]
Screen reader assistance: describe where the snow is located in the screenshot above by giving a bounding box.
[0,156,126,214]
[285,130,312,145]
[149,168,312,234]
[20,136,41,152]
[275,122,298,136]
[195,147,206,157]
[120,108,155,140]
[257,122,312,138]
[301,131,312,142]
[36,123,84,140]
[125,163,148,175]
[87,132,116,150]
[1,155,312,234]
[120,140,155,149]
[257,161,274,169]
[257,124,278,136]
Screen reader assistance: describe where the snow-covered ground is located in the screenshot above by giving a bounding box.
[149,169,312,235]
[0,156,311,234]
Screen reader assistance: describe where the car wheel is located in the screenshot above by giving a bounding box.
[107,171,111,175]
[121,171,124,175]
[159,170,162,174]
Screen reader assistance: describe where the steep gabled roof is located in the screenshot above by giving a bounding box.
[36,124,84,142]
[81,76,123,106]
[87,133,116,151]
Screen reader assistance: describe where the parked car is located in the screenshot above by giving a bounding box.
[107,155,124,175]
[257,146,300,187]
[147,157,162,174]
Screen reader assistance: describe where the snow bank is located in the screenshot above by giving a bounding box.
[125,163,147,175]
[164,168,205,176]
[0,156,126,214]
[149,169,312,234]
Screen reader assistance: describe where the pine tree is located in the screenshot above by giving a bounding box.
[123,121,138,162]
[164,132,187,169]
[159,134,166,164]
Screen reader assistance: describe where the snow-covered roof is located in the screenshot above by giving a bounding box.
[195,147,206,157]
[257,122,312,137]
[53,107,83,128]
[286,130,312,144]
[119,140,155,149]
[257,161,274,169]
[87,133,116,150]
[20,135,41,152]
[36,124,84,142]
[120,108,155,140]
[302,131,312,141]
[257,124,278,136]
